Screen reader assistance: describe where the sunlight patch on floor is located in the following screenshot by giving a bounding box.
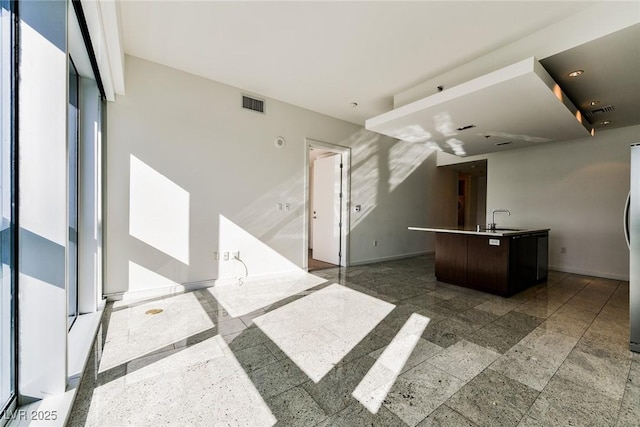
[352,313,430,413]
[99,292,214,371]
[253,284,395,383]
[93,334,276,426]
[209,272,327,318]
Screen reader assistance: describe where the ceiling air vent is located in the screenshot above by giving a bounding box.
[242,95,265,113]
[584,105,615,117]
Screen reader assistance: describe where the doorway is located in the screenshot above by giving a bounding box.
[305,139,350,271]
[445,160,487,228]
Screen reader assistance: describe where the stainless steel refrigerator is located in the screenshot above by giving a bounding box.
[626,143,640,353]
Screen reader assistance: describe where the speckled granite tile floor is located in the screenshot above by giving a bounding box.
[68,254,639,426]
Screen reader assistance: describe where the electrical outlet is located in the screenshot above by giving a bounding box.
[223,251,230,261]
[561,247,567,254]
[284,203,290,211]
[232,251,239,259]
[374,240,378,246]
[214,251,219,260]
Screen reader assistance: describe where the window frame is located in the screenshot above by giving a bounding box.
[0,0,19,422]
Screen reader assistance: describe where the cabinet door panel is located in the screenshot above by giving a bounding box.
[435,233,467,285]
[509,234,542,293]
[467,235,509,294]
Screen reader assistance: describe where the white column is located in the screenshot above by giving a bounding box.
[78,77,103,313]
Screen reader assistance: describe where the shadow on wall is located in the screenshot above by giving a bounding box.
[123,153,307,297]
[225,128,440,275]
[121,128,442,297]
[126,155,190,294]
[345,129,441,261]
[129,154,190,265]
[217,214,300,282]
[233,173,306,249]
[347,129,437,227]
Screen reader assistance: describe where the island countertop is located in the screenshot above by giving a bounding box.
[408,226,550,237]
[410,226,550,296]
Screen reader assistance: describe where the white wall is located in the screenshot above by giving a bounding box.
[444,125,637,280]
[106,56,452,297]
[349,136,457,264]
[109,56,635,288]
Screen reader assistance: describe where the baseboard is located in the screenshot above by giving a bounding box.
[549,264,629,281]
[104,268,306,301]
[104,281,214,302]
[349,251,434,267]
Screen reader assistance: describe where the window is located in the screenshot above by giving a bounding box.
[0,0,16,418]
[68,56,79,329]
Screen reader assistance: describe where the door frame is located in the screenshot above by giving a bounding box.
[303,138,351,270]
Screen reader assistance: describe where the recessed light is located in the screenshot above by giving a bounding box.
[589,100,600,106]
[601,120,612,126]
[495,141,512,146]
[350,102,358,108]
[568,70,584,77]
[456,124,476,131]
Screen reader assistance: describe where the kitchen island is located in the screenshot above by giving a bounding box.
[409,226,549,296]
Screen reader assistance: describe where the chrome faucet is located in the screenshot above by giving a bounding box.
[489,209,511,230]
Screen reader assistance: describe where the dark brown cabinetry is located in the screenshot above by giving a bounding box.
[435,233,468,285]
[435,231,548,296]
[467,235,510,294]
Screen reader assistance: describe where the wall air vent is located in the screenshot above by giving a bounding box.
[242,95,265,113]
[584,105,615,117]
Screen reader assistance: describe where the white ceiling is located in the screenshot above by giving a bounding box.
[119,1,598,126]
[118,0,640,153]
[366,57,594,157]
[540,23,640,132]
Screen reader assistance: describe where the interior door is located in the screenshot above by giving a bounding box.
[312,154,341,265]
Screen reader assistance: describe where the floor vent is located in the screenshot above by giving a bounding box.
[584,105,615,117]
[242,95,265,113]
